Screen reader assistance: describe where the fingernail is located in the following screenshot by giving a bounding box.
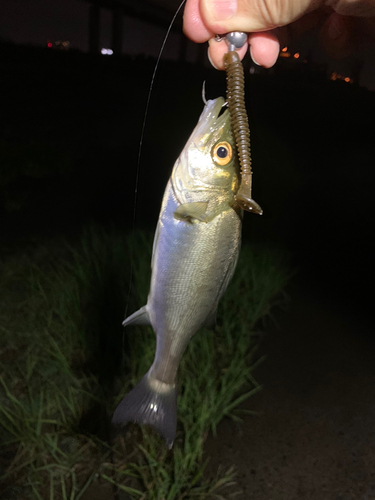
[207,48,219,70]
[210,0,237,21]
[249,45,260,66]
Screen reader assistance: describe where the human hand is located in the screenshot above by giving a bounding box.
[183,0,375,69]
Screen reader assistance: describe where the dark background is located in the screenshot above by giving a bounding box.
[1,3,375,497]
[1,35,374,319]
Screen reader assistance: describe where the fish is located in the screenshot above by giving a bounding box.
[112,96,242,447]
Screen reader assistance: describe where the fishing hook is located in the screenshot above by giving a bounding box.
[202,80,207,105]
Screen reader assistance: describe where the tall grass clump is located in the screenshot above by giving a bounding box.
[0,224,290,499]
[109,236,290,499]
[0,232,114,499]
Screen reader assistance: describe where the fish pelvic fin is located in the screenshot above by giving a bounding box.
[123,305,150,327]
[112,374,177,448]
[174,202,209,222]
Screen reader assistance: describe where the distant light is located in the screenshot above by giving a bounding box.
[330,72,353,84]
[293,52,300,59]
[101,48,113,55]
[281,47,287,52]
[47,40,70,50]
[279,52,290,58]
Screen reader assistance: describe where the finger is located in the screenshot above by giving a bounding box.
[327,0,375,17]
[246,9,329,67]
[248,32,280,67]
[183,0,214,42]
[205,9,326,70]
[200,0,320,34]
[318,12,353,59]
[207,38,248,69]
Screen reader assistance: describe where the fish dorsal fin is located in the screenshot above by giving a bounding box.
[123,306,150,327]
[174,202,208,222]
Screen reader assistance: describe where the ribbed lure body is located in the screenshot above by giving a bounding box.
[224,50,262,215]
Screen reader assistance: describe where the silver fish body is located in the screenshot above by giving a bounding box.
[112,97,242,446]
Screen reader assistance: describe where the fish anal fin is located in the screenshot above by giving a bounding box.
[112,375,177,448]
[123,306,150,327]
[174,202,209,222]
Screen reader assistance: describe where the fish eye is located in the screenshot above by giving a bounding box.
[212,141,233,166]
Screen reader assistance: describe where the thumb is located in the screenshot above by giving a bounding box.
[200,0,321,33]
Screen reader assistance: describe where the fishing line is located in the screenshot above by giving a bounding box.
[123,0,187,344]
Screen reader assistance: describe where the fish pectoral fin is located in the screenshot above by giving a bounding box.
[174,202,209,222]
[123,306,150,327]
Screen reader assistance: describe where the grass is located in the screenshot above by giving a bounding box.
[0,224,290,499]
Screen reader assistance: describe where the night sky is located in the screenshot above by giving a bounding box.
[0,0,194,62]
[1,0,375,88]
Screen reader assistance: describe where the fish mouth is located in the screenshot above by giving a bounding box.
[195,97,229,141]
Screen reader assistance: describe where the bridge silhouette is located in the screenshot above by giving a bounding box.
[82,0,204,63]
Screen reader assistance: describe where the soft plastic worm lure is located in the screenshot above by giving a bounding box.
[220,32,263,215]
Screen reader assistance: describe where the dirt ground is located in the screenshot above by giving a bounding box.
[204,277,375,500]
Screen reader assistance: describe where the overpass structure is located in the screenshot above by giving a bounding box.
[81,0,202,61]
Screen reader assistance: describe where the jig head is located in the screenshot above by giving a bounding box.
[219,32,263,215]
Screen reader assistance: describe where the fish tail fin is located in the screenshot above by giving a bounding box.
[112,375,177,448]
